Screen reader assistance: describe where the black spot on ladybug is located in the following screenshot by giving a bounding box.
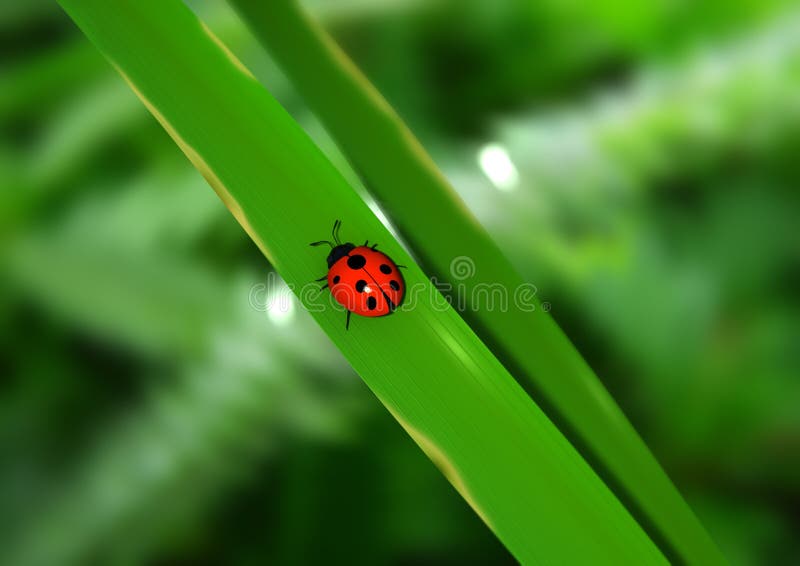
[367,296,377,310]
[333,275,340,284]
[355,279,367,293]
[389,280,400,291]
[347,254,366,269]
[380,264,392,274]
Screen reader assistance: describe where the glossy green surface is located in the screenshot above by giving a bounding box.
[229,1,724,564]
[56,0,667,563]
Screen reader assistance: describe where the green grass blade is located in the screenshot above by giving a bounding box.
[55,0,668,562]
[226,1,725,564]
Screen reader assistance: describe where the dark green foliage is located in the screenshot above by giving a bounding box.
[1,1,798,564]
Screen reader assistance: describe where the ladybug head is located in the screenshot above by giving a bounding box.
[310,219,355,267]
[326,243,355,268]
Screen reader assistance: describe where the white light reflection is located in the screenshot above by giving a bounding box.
[266,283,295,326]
[478,143,519,191]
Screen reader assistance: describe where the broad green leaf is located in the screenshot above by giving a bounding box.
[56,0,667,562]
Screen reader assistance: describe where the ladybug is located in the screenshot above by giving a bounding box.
[311,220,406,329]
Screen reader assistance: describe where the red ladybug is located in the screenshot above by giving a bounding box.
[311,220,406,329]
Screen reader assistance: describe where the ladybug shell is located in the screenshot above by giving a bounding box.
[327,246,405,317]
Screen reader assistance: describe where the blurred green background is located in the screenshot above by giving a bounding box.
[2,0,799,564]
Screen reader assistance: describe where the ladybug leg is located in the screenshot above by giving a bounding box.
[364,239,369,246]
[345,310,352,330]
[313,283,329,298]
[371,243,378,250]
[396,264,407,269]
[314,275,327,282]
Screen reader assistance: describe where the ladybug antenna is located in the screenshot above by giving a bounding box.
[309,219,343,248]
[332,219,342,244]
